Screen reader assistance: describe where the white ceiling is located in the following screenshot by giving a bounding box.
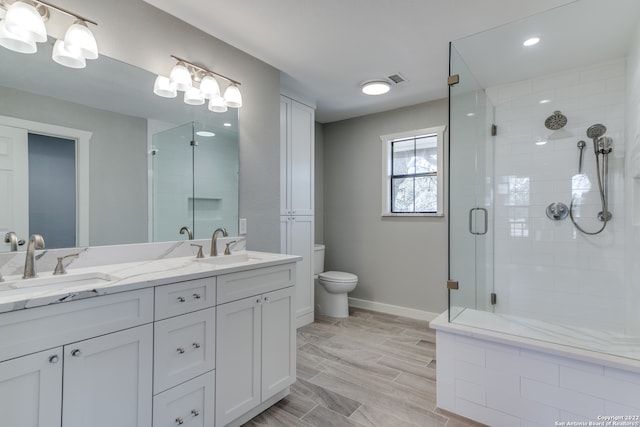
[142,0,633,123]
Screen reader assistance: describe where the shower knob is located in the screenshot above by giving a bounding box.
[546,202,569,221]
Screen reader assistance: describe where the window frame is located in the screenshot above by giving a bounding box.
[380,125,446,217]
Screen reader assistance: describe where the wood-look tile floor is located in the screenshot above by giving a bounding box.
[242,308,486,427]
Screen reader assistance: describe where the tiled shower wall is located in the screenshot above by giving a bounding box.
[486,58,628,332]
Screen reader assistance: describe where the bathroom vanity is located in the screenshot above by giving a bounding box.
[0,247,298,427]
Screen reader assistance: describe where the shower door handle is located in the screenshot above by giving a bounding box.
[468,208,488,235]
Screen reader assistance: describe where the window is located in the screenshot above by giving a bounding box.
[381,125,446,216]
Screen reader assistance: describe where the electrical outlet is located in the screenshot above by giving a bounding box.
[239,218,247,235]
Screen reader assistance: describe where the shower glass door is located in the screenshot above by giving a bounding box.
[448,44,494,321]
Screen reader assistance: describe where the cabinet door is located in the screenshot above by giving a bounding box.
[62,324,153,427]
[289,216,314,324]
[261,287,296,401]
[289,101,315,215]
[215,297,261,426]
[0,347,62,427]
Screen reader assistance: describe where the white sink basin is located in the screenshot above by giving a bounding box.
[0,272,121,295]
[195,253,251,265]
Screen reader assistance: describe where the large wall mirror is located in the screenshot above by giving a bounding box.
[0,40,239,253]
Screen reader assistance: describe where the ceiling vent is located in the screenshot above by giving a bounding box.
[387,73,407,85]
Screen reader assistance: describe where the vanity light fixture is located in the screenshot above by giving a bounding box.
[0,0,98,68]
[154,55,243,111]
[523,37,540,47]
[361,80,391,96]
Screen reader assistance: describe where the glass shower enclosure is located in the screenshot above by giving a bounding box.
[448,0,640,361]
[152,121,239,242]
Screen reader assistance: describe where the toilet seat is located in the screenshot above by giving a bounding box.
[318,271,357,283]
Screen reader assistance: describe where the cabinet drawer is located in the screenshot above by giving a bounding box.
[217,264,295,304]
[153,370,214,427]
[0,288,153,363]
[154,277,216,320]
[154,307,215,394]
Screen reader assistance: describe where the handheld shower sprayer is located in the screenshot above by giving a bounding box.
[569,123,612,234]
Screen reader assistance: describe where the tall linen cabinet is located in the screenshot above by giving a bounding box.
[280,95,315,328]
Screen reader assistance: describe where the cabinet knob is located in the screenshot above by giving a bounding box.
[256,298,261,304]
[263,296,270,303]
[191,409,200,417]
[176,348,185,354]
[192,293,201,300]
[175,417,184,425]
[192,342,201,349]
[71,349,81,357]
[49,355,59,364]
[177,296,186,303]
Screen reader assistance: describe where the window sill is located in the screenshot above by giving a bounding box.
[381,212,445,218]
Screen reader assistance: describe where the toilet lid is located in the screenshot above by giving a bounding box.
[319,271,358,283]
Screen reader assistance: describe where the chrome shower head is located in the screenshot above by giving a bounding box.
[586,124,607,140]
[545,111,568,130]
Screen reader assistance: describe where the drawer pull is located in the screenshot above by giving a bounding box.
[176,348,185,354]
[192,342,201,349]
[191,409,200,417]
[177,296,186,303]
[175,417,184,425]
[49,355,59,364]
[193,293,201,300]
[71,349,81,357]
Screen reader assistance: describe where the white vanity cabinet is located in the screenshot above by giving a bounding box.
[0,288,154,427]
[152,276,217,427]
[215,264,296,426]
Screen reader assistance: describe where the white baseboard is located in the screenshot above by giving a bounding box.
[348,297,440,321]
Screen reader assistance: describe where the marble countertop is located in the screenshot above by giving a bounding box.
[0,250,300,313]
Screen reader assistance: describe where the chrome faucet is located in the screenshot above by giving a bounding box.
[210,227,228,256]
[179,226,193,240]
[23,234,45,279]
[4,232,19,252]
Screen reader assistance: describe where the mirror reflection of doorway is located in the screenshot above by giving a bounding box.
[28,133,76,249]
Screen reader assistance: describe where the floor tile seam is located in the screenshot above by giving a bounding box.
[300,403,364,426]
[297,402,320,421]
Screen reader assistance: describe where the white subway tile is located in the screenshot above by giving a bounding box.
[455,397,522,427]
[455,359,486,386]
[522,378,605,419]
[456,378,486,405]
[560,366,640,410]
[487,387,561,425]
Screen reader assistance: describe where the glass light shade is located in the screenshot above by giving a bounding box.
[184,87,205,105]
[0,22,37,53]
[169,62,192,91]
[153,75,177,98]
[52,39,86,69]
[64,20,98,60]
[199,75,220,99]
[223,84,242,108]
[208,96,227,113]
[361,80,390,95]
[2,1,47,43]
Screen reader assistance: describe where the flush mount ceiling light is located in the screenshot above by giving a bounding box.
[0,0,98,68]
[523,37,540,47]
[361,80,391,96]
[196,130,215,137]
[155,55,243,112]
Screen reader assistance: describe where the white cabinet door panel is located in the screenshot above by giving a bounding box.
[62,324,153,427]
[153,371,214,427]
[0,347,62,427]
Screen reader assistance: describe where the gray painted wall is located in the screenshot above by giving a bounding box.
[322,99,449,314]
[44,0,282,252]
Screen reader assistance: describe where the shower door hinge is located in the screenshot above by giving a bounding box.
[190,140,198,146]
[448,74,460,86]
[447,280,459,290]
[490,293,497,305]
[491,124,497,136]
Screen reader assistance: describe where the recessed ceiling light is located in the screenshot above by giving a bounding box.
[196,130,216,137]
[223,122,232,127]
[361,80,391,96]
[539,99,551,104]
[466,113,475,117]
[523,37,540,47]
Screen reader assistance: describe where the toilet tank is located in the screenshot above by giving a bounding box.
[313,244,325,275]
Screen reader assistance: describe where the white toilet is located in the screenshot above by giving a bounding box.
[313,244,358,318]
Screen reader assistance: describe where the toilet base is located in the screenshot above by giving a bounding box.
[314,283,350,318]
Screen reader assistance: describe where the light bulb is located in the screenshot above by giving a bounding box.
[208,95,227,113]
[223,84,242,108]
[64,20,98,60]
[169,62,192,91]
[52,39,86,69]
[153,75,177,98]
